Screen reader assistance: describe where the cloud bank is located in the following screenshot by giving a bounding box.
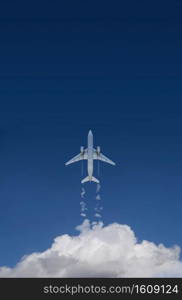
[0,220,182,277]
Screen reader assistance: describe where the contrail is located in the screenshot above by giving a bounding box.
[96,194,101,200]
[96,183,101,193]
[80,200,87,217]
[81,186,86,198]
[94,183,103,220]
[80,181,102,222]
[94,213,102,218]
[80,212,86,217]
[80,186,87,218]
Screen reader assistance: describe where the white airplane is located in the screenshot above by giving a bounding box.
[65,130,116,183]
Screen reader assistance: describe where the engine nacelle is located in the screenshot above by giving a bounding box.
[80,146,84,153]
[97,146,101,154]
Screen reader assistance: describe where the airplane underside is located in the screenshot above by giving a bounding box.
[65,130,115,184]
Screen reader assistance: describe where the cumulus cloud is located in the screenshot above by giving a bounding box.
[0,220,182,277]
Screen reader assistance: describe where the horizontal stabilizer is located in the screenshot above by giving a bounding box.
[91,176,100,183]
[81,176,99,184]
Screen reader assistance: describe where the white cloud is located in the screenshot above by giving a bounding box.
[0,220,182,277]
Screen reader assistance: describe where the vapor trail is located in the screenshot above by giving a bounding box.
[96,183,101,193]
[80,186,87,218]
[94,183,103,220]
[81,186,86,198]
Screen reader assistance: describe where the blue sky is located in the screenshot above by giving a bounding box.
[0,0,182,267]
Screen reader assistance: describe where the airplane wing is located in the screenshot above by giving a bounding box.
[65,150,88,165]
[93,150,116,166]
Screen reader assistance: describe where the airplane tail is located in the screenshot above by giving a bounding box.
[81,176,99,184]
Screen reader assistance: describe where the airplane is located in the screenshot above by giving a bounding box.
[65,130,116,183]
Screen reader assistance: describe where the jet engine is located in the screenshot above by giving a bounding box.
[97,146,101,154]
[80,146,84,154]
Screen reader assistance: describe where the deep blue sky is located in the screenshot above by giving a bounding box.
[0,0,182,267]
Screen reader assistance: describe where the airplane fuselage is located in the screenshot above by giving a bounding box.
[65,129,115,184]
[87,130,93,181]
